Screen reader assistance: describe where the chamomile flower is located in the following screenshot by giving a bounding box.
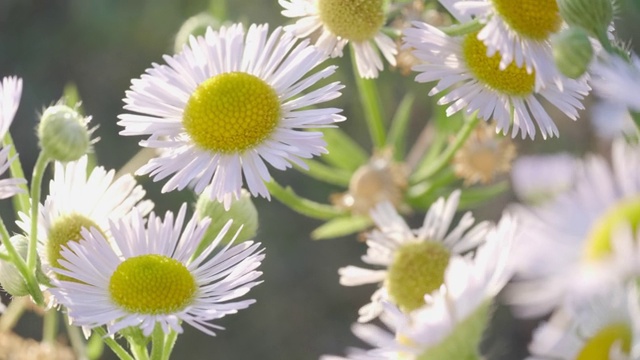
[338,190,491,322]
[118,23,344,209]
[279,0,397,78]
[0,76,26,199]
[449,0,565,87]
[17,156,153,280]
[507,139,640,317]
[403,22,589,139]
[528,283,640,360]
[49,205,264,336]
[329,216,517,359]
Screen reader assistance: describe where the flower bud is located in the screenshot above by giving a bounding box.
[38,105,91,162]
[174,13,220,54]
[195,188,258,252]
[558,0,612,38]
[0,235,30,296]
[552,27,594,79]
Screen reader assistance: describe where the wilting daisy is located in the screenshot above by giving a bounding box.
[508,139,640,317]
[17,156,153,280]
[0,76,26,198]
[448,0,565,87]
[403,22,589,139]
[50,205,264,336]
[339,190,491,322]
[119,23,344,209]
[528,283,640,360]
[279,0,397,78]
[328,216,516,359]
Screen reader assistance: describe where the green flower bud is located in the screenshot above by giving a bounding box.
[551,27,594,79]
[174,13,220,54]
[38,105,91,162]
[0,235,31,296]
[195,189,259,254]
[558,0,613,38]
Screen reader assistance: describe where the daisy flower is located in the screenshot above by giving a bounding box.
[328,215,517,359]
[0,76,26,199]
[447,0,565,87]
[510,152,578,204]
[49,204,265,336]
[403,21,589,139]
[507,139,640,317]
[592,53,640,113]
[17,156,153,280]
[118,23,344,209]
[528,283,640,360]
[339,190,491,322]
[279,0,397,78]
[590,101,636,140]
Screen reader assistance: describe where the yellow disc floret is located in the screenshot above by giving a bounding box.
[109,254,197,314]
[387,241,450,312]
[463,32,536,96]
[492,0,562,40]
[584,198,640,261]
[576,323,631,360]
[47,213,105,280]
[183,72,280,153]
[318,0,385,42]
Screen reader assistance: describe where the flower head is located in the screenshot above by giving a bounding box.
[50,205,264,336]
[119,23,344,209]
[403,22,589,139]
[279,0,397,78]
[339,190,491,321]
[0,76,26,199]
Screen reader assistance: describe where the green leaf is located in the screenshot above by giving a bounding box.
[387,92,415,160]
[311,215,372,240]
[321,128,368,171]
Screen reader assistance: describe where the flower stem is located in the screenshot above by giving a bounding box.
[43,308,58,344]
[351,46,386,149]
[440,18,484,37]
[3,133,29,214]
[95,327,135,360]
[64,314,89,360]
[161,330,178,360]
[150,326,166,360]
[27,153,49,271]
[0,296,27,332]
[266,180,347,220]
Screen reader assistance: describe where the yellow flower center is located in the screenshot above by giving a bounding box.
[576,323,631,360]
[387,241,450,312]
[109,254,197,314]
[584,198,640,261]
[183,72,281,153]
[491,0,562,40]
[463,32,535,96]
[318,0,385,42]
[47,213,106,281]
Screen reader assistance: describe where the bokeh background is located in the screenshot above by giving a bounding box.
[1,0,640,359]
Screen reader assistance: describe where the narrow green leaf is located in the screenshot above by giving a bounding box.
[321,128,368,171]
[311,215,372,240]
[266,181,346,220]
[388,92,415,160]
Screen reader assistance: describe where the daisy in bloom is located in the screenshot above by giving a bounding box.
[279,0,397,78]
[0,76,26,198]
[510,153,578,204]
[403,22,589,139]
[338,190,492,322]
[528,283,640,360]
[507,139,640,317]
[592,54,640,113]
[327,215,517,359]
[49,205,264,336]
[17,156,153,280]
[444,0,566,87]
[118,23,344,209]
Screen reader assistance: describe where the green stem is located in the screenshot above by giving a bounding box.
[129,340,150,360]
[0,296,27,331]
[150,326,165,360]
[440,18,484,37]
[351,47,386,149]
[3,133,29,214]
[410,116,479,184]
[0,252,10,261]
[94,327,135,360]
[160,330,178,360]
[209,0,226,19]
[64,315,88,360]
[630,111,640,132]
[0,218,44,305]
[27,153,49,271]
[43,308,58,344]
[265,181,347,220]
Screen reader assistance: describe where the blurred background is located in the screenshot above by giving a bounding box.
[1,0,640,359]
